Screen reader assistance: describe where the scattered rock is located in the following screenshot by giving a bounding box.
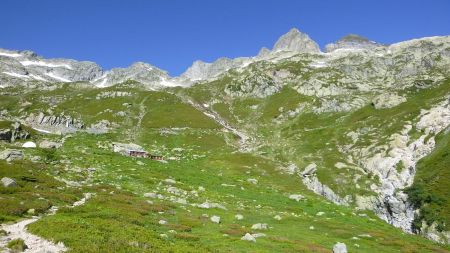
[241,233,256,242]
[143,192,158,198]
[163,178,177,185]
[252,233,266,238]
[39,140,62,149]
[251,223,268,230]
[332,242,348,253]
[289,194,304,202]
[301,163,317,176]
[334,162,347,169]
[210,216,221,224]
[247,178,258,184]
[235,214,244,220]
[158,220,167,225]
[273,215,282,220]
[1,177,17,187]
[196,202,227,210]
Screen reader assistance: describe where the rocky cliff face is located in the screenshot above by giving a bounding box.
[272,28,321,54]
[181,58,244,81]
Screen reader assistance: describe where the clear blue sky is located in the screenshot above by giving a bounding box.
[2,0,450,76]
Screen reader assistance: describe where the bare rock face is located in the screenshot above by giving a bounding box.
[181,57,247,81]
[272,28,321,54]
[372,93,407,109]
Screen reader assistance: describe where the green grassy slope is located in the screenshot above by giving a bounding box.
[407,130,450,232]
[0,80,449,252]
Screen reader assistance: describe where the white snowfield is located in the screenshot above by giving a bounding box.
[2,71,49,82]
[159,78,186,87]
[45,72,71,82]
[29,74,48,82]
[2,71,30,79]
[0,51,22,58]
[20,60,73,70]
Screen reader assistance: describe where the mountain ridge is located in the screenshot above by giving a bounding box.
[2,28,449,88]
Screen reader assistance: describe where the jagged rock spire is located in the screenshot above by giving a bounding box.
[272,28,321,53]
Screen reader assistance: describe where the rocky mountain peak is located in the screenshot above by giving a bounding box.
[257,47,271,57]
[272,28,321,54]
[181,57,236,81]
[325,34,384,53]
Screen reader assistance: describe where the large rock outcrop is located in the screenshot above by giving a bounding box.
[0,122,30,142]
[25,112,84,134]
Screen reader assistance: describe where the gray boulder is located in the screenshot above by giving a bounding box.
[0,149,24,162]
[241,233,256,242]
[1,177,17,187]
[332,242,347,253]
[39,140,62,149]
[301,163,317,177]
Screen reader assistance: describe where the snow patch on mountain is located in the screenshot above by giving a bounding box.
[20,60,73,69]
[0,51,22,58]
[45,72,71,82]
[2,71,30,79]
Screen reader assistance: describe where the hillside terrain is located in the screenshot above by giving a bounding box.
[0,28,449,252]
